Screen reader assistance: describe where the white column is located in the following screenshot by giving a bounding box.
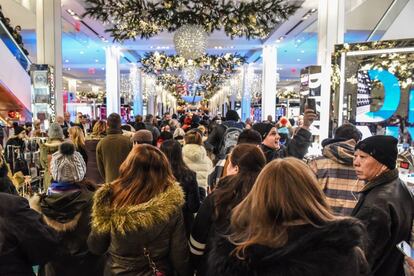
[68,79,77,94]
[317,0,344,139]
[105,46,120,115]
[130,65,143,116]
[36,0,63,116]
[241,64,253,121]
[148,95,155,115]
[261,45,277,122]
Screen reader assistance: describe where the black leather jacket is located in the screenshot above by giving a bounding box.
[352,169,414,276]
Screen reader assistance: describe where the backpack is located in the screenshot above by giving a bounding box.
[219,125,243,157]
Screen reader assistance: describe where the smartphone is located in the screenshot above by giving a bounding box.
[306,98,317,113]
[396,241,414,257]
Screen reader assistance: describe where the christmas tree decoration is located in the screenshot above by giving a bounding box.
[173,24,208,60]
[83,0,299,41]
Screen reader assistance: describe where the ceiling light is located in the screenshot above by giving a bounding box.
[102,67,105,70]
[67,9,75,16]
[95,59,99,62]
[72,15,81,21]
[80,51,84,54]
[65,59,69,62]
[297,39,301,43]
[310,8,317,13]
[279,36,285,41]
[67,68,71,71]
[301,50,305,53]
[297,58,301,62]
[276,39,281,43]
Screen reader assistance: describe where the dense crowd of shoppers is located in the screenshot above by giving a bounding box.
[0,109,413,276]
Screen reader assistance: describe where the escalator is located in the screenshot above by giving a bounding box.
[0,19,32,122]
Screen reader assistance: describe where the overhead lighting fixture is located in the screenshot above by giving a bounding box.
[297,58,301,62]
[72,15,81,21]
[80,51,84,54]
[101,67,105,70]
[279,36,285,41]
[276,39,281,43]
[310,8,317,13]
[65,59,69,62]
[67,68,71,71]
[301,50,305,53]
[67,9,75,16]
[95,59,99,62]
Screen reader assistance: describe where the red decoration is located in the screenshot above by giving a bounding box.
[291,68,297,73]
[74,21,81,32]
[88,68,96,75]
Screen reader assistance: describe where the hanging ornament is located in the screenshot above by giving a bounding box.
[174,25,208,60]
[182,66,200,83]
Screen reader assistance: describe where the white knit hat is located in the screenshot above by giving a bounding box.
[50,142,86,183]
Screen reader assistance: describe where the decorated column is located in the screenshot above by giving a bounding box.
[36,0,63,116]
[241,64,252,121]
[317,0,344,139]
[130,65,143,116]
[105,46,120,115]
[261,45,277,121]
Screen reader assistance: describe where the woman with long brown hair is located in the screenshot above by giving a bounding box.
[190,144,266,275]
[88,144,190,276]
[207,157,369,276]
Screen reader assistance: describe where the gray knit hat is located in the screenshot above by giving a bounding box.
[48,122,64,140]
[131,129,153,144]
[50,142,86,183]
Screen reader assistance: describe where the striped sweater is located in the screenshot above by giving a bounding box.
[309,139,363,216]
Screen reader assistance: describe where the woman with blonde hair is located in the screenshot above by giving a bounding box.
[68,126,87,164]
[207,157,369,276]
[84,120,106,185]
[88,145,190,276]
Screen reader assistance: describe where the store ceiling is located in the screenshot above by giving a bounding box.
[4,0,399,91]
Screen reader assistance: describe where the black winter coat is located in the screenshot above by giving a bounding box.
[352,169,414,276]
[175,169,200,236]
[88,183,191,276]
[260,127,312,163]
[0,193,58,276]
[30,187,104,276]
[207,218,370,276]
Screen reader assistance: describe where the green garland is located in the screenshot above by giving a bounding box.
[141,52,245,100]
[84,0,299,41]
[140,52,246,75]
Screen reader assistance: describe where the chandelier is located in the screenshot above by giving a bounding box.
[173,24,208,60]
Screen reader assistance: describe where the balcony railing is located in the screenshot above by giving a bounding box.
[0,20,31,71]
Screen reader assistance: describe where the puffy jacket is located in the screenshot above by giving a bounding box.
[352,169,414,276]
[182,144,213,191]
[0,193,58,276]
[309,139,363,215]
[30,187,104,276]
[207,218,370,276]
[88,183,191,276]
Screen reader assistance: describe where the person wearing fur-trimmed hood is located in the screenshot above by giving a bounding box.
[30,142,104,276]
[88,144,191,276]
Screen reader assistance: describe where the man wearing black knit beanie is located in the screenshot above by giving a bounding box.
[352,135,414,276]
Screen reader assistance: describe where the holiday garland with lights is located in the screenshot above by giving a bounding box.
[140,52,246,75]
[84,0,298,41]
[140,52,246,100]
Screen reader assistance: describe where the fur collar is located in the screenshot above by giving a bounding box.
[29,194,82,232]
[91,183,184,235]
